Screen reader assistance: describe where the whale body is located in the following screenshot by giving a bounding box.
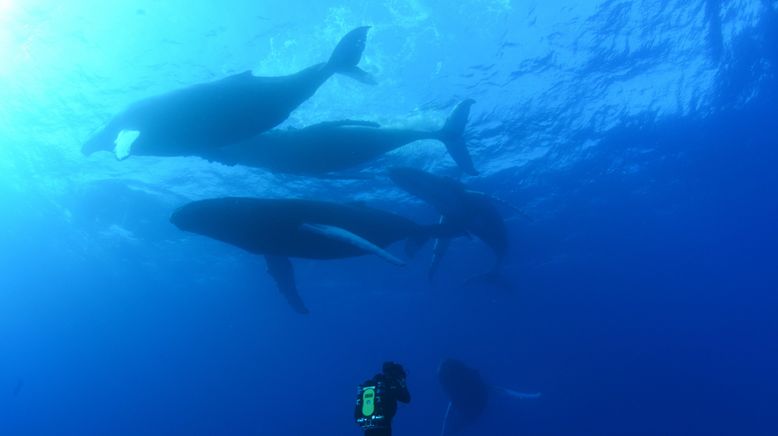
[208,100,478,176]
[171,197,455,314]
[387,167,508,280]
[82,27,375,159]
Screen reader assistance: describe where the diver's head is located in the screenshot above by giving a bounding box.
[382,361,407,380]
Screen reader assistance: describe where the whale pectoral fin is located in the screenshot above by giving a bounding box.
[492,386,541,400]
[300,223,405,266]
[328,27,376,85]
[340,66,377,85]
[466,190,534,222]
[440,401,452,436]
[441,401,470,436]
[83,123,119,156]
[264,255,309,314]
[114,129,141,161]
[310,120,381,129]
[426,216,451,280]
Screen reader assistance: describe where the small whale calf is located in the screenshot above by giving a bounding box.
[207,99,478,176]
[170,197,459,314]
[82,27,374,159]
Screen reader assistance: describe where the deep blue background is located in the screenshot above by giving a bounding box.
[1,1,777,435]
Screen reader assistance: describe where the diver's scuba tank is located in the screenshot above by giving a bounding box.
[355,380,387,430]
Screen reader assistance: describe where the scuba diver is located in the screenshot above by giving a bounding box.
[355,361,411,435]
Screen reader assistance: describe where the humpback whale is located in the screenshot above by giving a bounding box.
[438,358,540,435]
[387,167,508,281]
[207,100,478,176]
[82,27,375,159]
[170,197,457,314]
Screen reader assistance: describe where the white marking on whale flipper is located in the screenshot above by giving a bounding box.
[493,386,541,399]
[300,223,406,266]
[429,215,452,279]
[440,399,474,436]
[440,401,452,436]
[114,129,140,160]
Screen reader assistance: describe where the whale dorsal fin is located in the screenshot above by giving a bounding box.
[264,255,309,314]
[300,223,405,266]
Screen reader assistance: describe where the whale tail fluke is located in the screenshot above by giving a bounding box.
[265,255,310,315]
[439,99,478,175]
[328,26,376,85]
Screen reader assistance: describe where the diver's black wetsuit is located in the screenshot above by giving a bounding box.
[358,373,411,436]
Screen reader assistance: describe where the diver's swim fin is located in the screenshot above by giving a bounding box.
[301,223,406,266]
[264,255,309,314]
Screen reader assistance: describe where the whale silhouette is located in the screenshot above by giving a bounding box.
[207,100,478,176]
[387,167,508,282]
[438,358,540,435]
[82,27,374,159]
[171,197,458,314]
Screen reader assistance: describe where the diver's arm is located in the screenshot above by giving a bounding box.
[394,378,411,403]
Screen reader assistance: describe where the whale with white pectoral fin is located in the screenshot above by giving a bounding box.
[82,27,375,160]
[170,197,461,314]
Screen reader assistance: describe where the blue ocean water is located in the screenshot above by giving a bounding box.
[1,0,777,435]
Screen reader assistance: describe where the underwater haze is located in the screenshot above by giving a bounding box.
[2,0,777,435]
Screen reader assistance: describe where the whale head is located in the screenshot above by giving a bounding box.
[170,198,243,238]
